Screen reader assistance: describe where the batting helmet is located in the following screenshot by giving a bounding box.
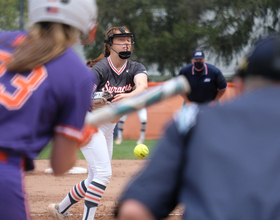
[28,0,98,35]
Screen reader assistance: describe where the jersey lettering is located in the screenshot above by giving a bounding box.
[12,34,26,47]
[0,51,48,110]
[102,81,132,93]
[0,51,11,77]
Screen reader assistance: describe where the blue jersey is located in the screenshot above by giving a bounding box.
[179,63,227,103]
[0,31,95,163]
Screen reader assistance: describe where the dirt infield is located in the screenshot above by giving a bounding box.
[26,160,184,220]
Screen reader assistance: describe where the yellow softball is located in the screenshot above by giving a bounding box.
[134,144,149,159]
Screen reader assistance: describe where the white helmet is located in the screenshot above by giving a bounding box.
[28,0,97,35]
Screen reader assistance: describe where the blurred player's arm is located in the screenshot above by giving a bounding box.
[50,134,78,175]
[112,73,148,102]
[50,125,98,175]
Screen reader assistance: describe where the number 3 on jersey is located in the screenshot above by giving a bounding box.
[0,51,48,110]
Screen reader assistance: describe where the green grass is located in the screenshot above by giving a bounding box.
[37,139,158,160]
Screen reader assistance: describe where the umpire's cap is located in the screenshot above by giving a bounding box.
[236,35,280,80]
[192,50,205,60]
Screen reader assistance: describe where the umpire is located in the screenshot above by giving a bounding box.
[179,50,227,105]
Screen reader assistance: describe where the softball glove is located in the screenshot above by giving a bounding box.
[91,91,113,109]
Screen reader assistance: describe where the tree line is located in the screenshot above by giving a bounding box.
[1,0,279,76]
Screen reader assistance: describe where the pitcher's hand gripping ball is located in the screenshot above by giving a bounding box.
[134,144,149,159]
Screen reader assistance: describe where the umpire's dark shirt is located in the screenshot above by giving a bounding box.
[179,63,227,103]
[118,86,280,220]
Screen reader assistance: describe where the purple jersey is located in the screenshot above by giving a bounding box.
[0,31,95,162]
[92,56,147,96]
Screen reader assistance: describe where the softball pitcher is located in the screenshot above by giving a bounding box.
[48,26,148,220]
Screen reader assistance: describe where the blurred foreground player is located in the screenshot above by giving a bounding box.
[115,35,280,220]
[0,0,98,219]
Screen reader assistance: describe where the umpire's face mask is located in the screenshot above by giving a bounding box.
[194,61,204,70]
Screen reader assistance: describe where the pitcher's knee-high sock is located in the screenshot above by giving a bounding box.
[83,181,106,220]
[59,180,87,214]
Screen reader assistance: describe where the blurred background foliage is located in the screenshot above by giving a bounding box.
[1,0,280,78]
[0,0,26,30]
